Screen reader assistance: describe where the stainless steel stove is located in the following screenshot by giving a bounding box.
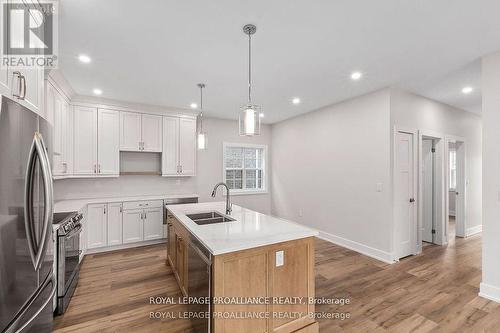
[54,212,83,315]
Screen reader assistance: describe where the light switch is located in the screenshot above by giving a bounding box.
[276,250,284,267]
[376,183,383,192]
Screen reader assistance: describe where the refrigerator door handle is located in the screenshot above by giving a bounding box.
[3,274,56,333]
[33,132,54,271]
[23,136,39,270]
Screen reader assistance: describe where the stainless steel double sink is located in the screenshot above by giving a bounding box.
[186,211,236,225]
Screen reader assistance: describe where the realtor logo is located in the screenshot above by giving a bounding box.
[1,0,58,68]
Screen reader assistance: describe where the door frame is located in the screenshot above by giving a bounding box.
[418,130,446,250]
[445,135,467,238]
[392,126,418,261]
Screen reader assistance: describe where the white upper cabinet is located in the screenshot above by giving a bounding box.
[98,109,120,175]
[74,106,119,176]
[162,116,196,176]
[74,106,98,175]
[162,116,179,175]
[179,118,196,176]
[141,114,162,152]
[120,111,141,151]
[49,82,73,177]
[120,112,162,152]
[0,67,8,96]
[0,1,44,116]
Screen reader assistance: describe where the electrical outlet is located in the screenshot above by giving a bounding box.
[276,250,284,267]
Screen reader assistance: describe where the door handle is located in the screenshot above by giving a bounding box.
[20,74,27,100]
[409,198,415,203]
[455,192,459,196]
[12,71,23,99]
[24,133,53,271]
[34,133,54,271]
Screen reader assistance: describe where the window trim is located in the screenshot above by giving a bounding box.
[222,142,268,195]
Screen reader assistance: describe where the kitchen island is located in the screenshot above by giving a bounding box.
[166,202,319,333]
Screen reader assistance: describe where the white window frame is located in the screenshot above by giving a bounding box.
[222,142,268,195]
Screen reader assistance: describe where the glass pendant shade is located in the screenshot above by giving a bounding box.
[197,132,207,150]
[239,104,261,136]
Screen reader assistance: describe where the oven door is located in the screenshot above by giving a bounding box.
[57,225,81,297]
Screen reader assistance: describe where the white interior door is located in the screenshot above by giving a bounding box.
[74,106,98,175]
[120,111,141,151]
[162,116,179,176]
[98,109,120,175]
[141,114,163,152]
[395,131,416,259]
[179,118,196,175]
[422,139,433,243]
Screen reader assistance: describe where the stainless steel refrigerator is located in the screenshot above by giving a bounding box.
[0,96,55,333]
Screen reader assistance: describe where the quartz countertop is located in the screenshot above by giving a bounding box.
[54,194,199,213]
[167,202,318,255]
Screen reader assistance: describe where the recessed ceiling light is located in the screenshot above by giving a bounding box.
[93,88,102,95]
[351,71,363,80]
[190,103,198,109]
[259,113,264,118]
[78,54,91,63]
[462,86,473,94]
[292,97,301,105]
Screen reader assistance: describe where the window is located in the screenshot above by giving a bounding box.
[223,143,267,193]
[449,149,457,190]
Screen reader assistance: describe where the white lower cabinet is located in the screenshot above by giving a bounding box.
[87,204,107,249]
[85,200,164,251]
[107,203,123,246]
[123,209,144,244]
[143,207,163,240]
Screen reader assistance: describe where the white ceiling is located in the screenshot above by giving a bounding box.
[59,0,498,123]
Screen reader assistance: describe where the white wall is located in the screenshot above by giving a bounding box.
[54,116,273,214]
[480,52,500,303]
[390,89,482,235]
[271,89,393,261]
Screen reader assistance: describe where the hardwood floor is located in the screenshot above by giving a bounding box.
[54,233,500,333]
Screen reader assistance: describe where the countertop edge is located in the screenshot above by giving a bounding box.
[54,193,199,213]
[167,203,319,256]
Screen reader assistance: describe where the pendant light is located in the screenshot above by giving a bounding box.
[197,83,207,150]
[239,24,261,136]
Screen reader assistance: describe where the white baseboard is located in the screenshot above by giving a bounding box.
[479,283,500,303]
[466,225,482,237]
[86,239,166,255]
[317,230,394,264]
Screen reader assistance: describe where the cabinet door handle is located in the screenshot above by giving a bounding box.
[93,164,96,173]
[98,164,101,173]
[12,71,23,99]
[119,206,122,213]
[104,206,106,214]
[20,75,26,100]
[180,165,182,173]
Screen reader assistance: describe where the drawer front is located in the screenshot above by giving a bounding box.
[123,200,163,210]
